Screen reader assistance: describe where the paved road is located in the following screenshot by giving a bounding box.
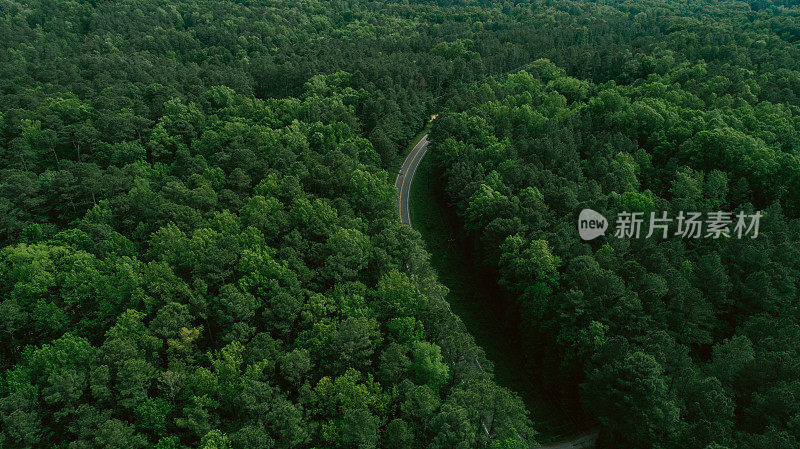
[395,134,429,226]
[395,133,598,449]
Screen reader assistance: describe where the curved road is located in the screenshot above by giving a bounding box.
[395,134,429,226]
[395,133,598,449]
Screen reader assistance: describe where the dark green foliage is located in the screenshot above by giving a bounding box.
[2,0,800,447]
[430,45,800,448]
[0,1,548,444]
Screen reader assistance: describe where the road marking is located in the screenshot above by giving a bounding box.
[397,136,427,220]
[398,137,428,225]
[396,140,425,217]
[404,144,427,224]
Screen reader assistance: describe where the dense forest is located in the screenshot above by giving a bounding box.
[428,4,800,448]
[1,0,800,448]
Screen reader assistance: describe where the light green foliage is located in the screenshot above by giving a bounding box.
[410,341,450,393]
[200,430,232,449]
[372,270,426,319]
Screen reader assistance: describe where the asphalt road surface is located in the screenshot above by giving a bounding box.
[395,134,429,226]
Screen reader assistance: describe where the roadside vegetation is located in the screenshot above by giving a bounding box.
[1,0,799,448]
[410,147,583,443]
